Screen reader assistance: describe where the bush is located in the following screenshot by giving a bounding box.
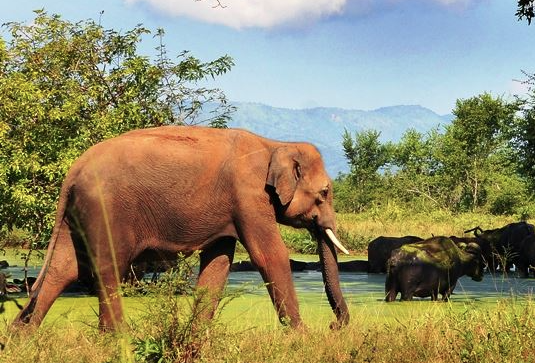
[0,11,234,244]
[129,253,241,363]
[279,227,317,254]
[0,228,34,249]
[120,254,197,298]
[336,226,369,253]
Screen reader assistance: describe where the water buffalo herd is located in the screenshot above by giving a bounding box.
[2,222,534,303]
[373,221,535,301]
[231,221,535,302]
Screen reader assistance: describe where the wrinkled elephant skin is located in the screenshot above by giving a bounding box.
[12,126,349,331]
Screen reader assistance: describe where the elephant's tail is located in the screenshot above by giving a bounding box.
[30,183,74,296]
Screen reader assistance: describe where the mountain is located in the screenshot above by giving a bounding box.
[227,102,453,177]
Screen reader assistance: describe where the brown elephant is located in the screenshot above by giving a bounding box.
[12,126,349,331]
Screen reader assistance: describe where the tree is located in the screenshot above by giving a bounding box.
[517,0,535,24]
[343,129,392,186]
[389,128,444,208]
[435,93,518,211]
[341,129,393,211]
[0,11,234,244]
[392,129,437,175]
[511,73,535,191]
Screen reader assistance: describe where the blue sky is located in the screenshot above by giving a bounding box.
[1,0,534,115]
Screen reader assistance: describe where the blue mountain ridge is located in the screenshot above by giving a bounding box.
[226,102,453,177]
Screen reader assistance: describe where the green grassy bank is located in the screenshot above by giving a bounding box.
[0,211,533,362]
[0,292,534,363]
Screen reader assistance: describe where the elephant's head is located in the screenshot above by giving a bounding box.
[266,143,350,328]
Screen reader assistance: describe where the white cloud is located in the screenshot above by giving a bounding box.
[124,0,484,29]
[125,0,347,29]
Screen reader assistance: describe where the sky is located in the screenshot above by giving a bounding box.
[1,0,534,115]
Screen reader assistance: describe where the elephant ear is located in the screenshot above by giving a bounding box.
[266,146,301,206]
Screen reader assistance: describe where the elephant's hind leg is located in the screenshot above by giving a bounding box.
[195,237,236,321]
[13,223,79,328]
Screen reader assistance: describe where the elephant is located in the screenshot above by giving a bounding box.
[12,125,350,331]
[465,222,535,273]
[367,235,423,273]
[384,236,484,302]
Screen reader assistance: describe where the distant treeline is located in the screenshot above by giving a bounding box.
[335,91,535,217]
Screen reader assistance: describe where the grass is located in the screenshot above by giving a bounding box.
[0,248,45,268]
[1,293,535,362]
[1,211,534,362]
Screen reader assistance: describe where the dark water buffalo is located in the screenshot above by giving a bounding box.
[337,260,369,272]
[367,236,424,273]
[230,259,368,273]
[385,236,484,302]
[514,234,535,277]
[230,259,309,272]
[449,235,493,271]
[465,222,535,273]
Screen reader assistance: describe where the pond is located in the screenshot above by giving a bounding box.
[229,268,535,302]
[4,264,535,302]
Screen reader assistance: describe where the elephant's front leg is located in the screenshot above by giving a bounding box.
[195,237,236,321]
[241,228,302,328]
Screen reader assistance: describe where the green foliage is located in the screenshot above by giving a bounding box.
[120,253,197,298]
[437,93,518,211]
[279,227,317,254]
[0,11,234,244]
[517,0,535,24]
[279,225,368,254]
[335,226,369,252]
[511,72,535,194]
[341,129,394,211]
[337,93,532,216]
[129,254,240,363]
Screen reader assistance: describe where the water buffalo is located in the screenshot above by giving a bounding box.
[514,234,535,277]
[367,235,424,273]
[385,236,484,302]
[465,222,535,272]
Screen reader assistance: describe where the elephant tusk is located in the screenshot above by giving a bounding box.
[325,229,349,255]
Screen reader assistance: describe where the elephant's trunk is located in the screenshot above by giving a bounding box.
[316,229,350,329]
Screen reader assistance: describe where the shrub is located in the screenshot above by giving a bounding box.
[129,254,240,363]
